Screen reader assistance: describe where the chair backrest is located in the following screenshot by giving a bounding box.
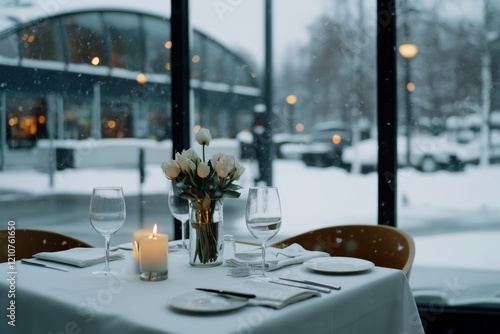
[0,229,93,263]
[271,224,415,277]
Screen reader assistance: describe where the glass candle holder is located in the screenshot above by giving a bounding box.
[139,229,168,281]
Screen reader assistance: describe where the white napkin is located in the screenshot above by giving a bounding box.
[226,243,329,272]
[34,247,125,268]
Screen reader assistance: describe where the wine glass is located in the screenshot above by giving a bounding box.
[89,187,126,276]
[245,186,282,281]
[167,186,189,250]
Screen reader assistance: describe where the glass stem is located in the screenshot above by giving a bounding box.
[261,241,267,277]
[104,236,110,273]
[182,220,186,250]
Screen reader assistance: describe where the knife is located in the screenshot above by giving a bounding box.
[279,277,341,290]
[21,259,69,272]
[195,288,257,299]
[196,288,284,302]
[269,280,331,294]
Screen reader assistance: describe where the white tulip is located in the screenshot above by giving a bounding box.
[196,128,212,146]
[233,162,246,180]
[210,152,223,166]
[175,152,195,173]
[181,148,199,162]
[161,160,180,179]
[160,128,245,201]
[214,154,234,178]
[197,162,210,178]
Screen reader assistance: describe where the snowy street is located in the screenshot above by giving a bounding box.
[2,148,500,271]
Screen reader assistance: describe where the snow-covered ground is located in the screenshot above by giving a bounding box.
[2,153,500,271]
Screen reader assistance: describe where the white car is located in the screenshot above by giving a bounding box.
[342,134,479,173]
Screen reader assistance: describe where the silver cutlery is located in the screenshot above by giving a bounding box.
[196,288,256,299]
[269,280,331,293]
[279,277,341,290]
[21,259,69,272]
[195,288,279,301]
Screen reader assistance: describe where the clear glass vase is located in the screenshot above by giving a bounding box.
[188,199,224,267]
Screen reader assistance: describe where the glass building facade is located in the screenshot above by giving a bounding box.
[0,9,260,148]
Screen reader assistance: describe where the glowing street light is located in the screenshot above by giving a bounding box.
[286,94,297,105]
[398,43,418,60]
[398,43,418,167]
[286,94,297,134]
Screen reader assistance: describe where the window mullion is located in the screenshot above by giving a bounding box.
[377,0,398,227]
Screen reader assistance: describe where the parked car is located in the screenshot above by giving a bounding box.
[273,133,310,159]
[300,121,352,168]
[342,134,482,173]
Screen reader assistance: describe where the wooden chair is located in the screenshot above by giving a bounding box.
[270,224,415,277]
[0,229,93,263]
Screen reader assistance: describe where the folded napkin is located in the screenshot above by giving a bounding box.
[205,279,321,309]
[226,243,329,273]
[34,247,125,268]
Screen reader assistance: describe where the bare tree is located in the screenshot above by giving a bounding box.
[479,0,500,166]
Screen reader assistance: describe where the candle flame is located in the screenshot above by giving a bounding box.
[153,224,158,236]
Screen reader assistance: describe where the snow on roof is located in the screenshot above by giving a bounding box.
[0,0,171,28]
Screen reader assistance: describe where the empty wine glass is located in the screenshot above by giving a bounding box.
[245,186,282,281]
[168,186,189,250]
[89,187,126,276]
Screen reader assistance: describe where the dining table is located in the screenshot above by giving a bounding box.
[0,242,424,334]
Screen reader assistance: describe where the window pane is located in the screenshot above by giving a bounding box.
[5,96,48,148]
[396,0,500,258]
[143,16,170,75]
[395,0,500,314]
[187,1,261,141]
[0,33,19,61]
[63,12,109,67]
[192,32,256,87]
[100,101,133,138]
[191,0,378,240]
[0,5,167,248]
[103,12,143,71]
[19,18,64,62]
[63,99,92,139]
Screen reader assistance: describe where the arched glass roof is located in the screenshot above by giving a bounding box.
[0,5,260,95]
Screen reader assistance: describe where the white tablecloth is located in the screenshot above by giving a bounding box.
[0,245,424,334]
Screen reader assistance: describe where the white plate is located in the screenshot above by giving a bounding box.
[168,292,248,313]
[303,257,375,273]
[117,241,184,251]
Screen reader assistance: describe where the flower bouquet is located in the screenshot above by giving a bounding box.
[161,128,245,265]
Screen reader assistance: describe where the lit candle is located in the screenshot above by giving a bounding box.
[139,224,168,281]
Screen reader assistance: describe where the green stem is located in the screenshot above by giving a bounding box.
[192,200,220,264]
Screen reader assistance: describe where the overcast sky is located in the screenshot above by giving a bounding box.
[189,0,483,68]
[190,0,328,67]
[2,0,483,69]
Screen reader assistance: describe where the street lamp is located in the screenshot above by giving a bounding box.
[286,94,297,134]
[398,43,418,167]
